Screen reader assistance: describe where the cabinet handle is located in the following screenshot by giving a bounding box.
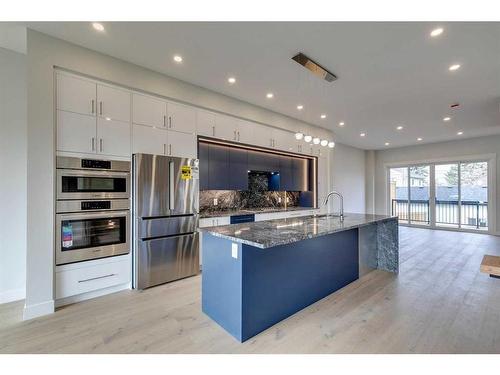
[237,131,240,141]
[169,116,172,128]
[163,115,166,127]
[99,101,103,115]
[91,137,95,151]
[91,99,95,114]
[163,143,166,155]
[169,144,172,155]
[212,126,215,137]
[234,130,237,140]
[99,138,103,152]
[78,273,116,283]
[270,139,273,147]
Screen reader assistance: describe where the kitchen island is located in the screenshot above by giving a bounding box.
[200,213,399,342]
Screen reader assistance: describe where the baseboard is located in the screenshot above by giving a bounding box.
[0,288,25,304]
[23,299,55,320]
[55,282,131,308]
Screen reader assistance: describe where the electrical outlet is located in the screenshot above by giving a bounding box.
[213,198,218,206]
[286,197,290,203]
[231,243,238,259]
[278,197,282,203]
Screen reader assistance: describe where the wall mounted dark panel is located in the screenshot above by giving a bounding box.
[208,143,229,190]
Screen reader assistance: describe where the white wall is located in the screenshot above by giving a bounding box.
[0,47,27,303]
[372,135,500,234]
[24,29,339,318]
[330,143,366,214]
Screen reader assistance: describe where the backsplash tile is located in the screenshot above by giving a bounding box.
[200,190,300,213]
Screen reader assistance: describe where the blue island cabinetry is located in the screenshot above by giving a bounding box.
[200,214,399,342]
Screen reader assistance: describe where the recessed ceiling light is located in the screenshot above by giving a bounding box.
[320,114,327,119]
[92,22,105,32]
[328,141,335,148]
[313,137,320,145]
[457,131,463,135]
[266,93,274,99]
[385,142,390,146]
[449,64,461,71]
[443,117,451,122]
[396,125,403,130]
[339,122,345,126]
[430,27,444,37]
[304,135,312,143]
[417,137,423,141]
[227,77,236,84]
[360,133,366,137]
[297,105,304,110]
[295,132,304,140]
[320,140,328,147]
[173,55,183,63]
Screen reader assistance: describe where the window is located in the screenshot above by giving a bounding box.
[389,160,489,232]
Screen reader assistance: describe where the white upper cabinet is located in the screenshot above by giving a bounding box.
[167,102,196,134]
[56,74,96,116]
[167,130,197,159]
[236,119,254,144]
[132,93,167,128]
[215,114,238,141]
[272,127,295,152]
[250,122,273,148]
[132,124,167,155]
[96,117,131,157]
[97,84,131,123]
[197,110,216,137]
[57,111,97,154]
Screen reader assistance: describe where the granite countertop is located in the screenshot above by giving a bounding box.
[199,206,318,219]
[199,213,397,249]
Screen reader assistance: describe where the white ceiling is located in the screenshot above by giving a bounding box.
[27,22,500,150]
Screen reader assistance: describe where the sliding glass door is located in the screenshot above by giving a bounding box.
[389,160,489,232]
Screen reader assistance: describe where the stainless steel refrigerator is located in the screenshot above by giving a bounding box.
[133,153,200,289]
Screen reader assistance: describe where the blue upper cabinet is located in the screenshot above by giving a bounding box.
[228,148,248,190]
[198,142,209,190]
[208,143,230,190]
[199,140,309,192]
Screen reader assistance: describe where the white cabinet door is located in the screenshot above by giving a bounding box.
[132,124,167,155]
[167,130,197,158]
[215,114,238,141]
[251,123,273,148]
[272,128,295,152]
[56,74,96,116]
[167,102,196,134]
[197,110,216,137]
[236,119,254,144]
[57,110,97,154]
[132,93,167,128]
[97,84,131,123]
[97,117,131,157]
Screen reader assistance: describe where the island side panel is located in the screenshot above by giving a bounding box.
[358,223,379,277]
[240,229,359,342]
[376,218,399,273]
[201,233,244,341]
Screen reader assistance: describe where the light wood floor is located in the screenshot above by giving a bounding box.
[1,227,500,354]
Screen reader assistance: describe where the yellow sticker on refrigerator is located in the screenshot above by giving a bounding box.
[181,166,192,180]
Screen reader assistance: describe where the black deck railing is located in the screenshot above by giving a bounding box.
[391,199,488,228]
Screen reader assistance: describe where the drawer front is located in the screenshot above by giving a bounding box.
[56,259,131,299]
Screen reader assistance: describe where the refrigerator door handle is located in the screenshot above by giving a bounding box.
[169,161,175,211]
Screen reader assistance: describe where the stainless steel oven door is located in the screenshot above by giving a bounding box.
[56,169,130,200]
[56,210,130,265]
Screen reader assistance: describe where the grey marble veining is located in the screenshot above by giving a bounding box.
[200,213,398,249]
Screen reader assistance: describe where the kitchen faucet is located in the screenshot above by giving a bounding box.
[323,191,344,222]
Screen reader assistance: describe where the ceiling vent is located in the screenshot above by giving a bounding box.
[292,53,337,83]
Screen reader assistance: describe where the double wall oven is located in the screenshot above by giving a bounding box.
[55,157,131,265]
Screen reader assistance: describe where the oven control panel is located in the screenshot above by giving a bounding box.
[81,201,112,210]
[81,159,112,169]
